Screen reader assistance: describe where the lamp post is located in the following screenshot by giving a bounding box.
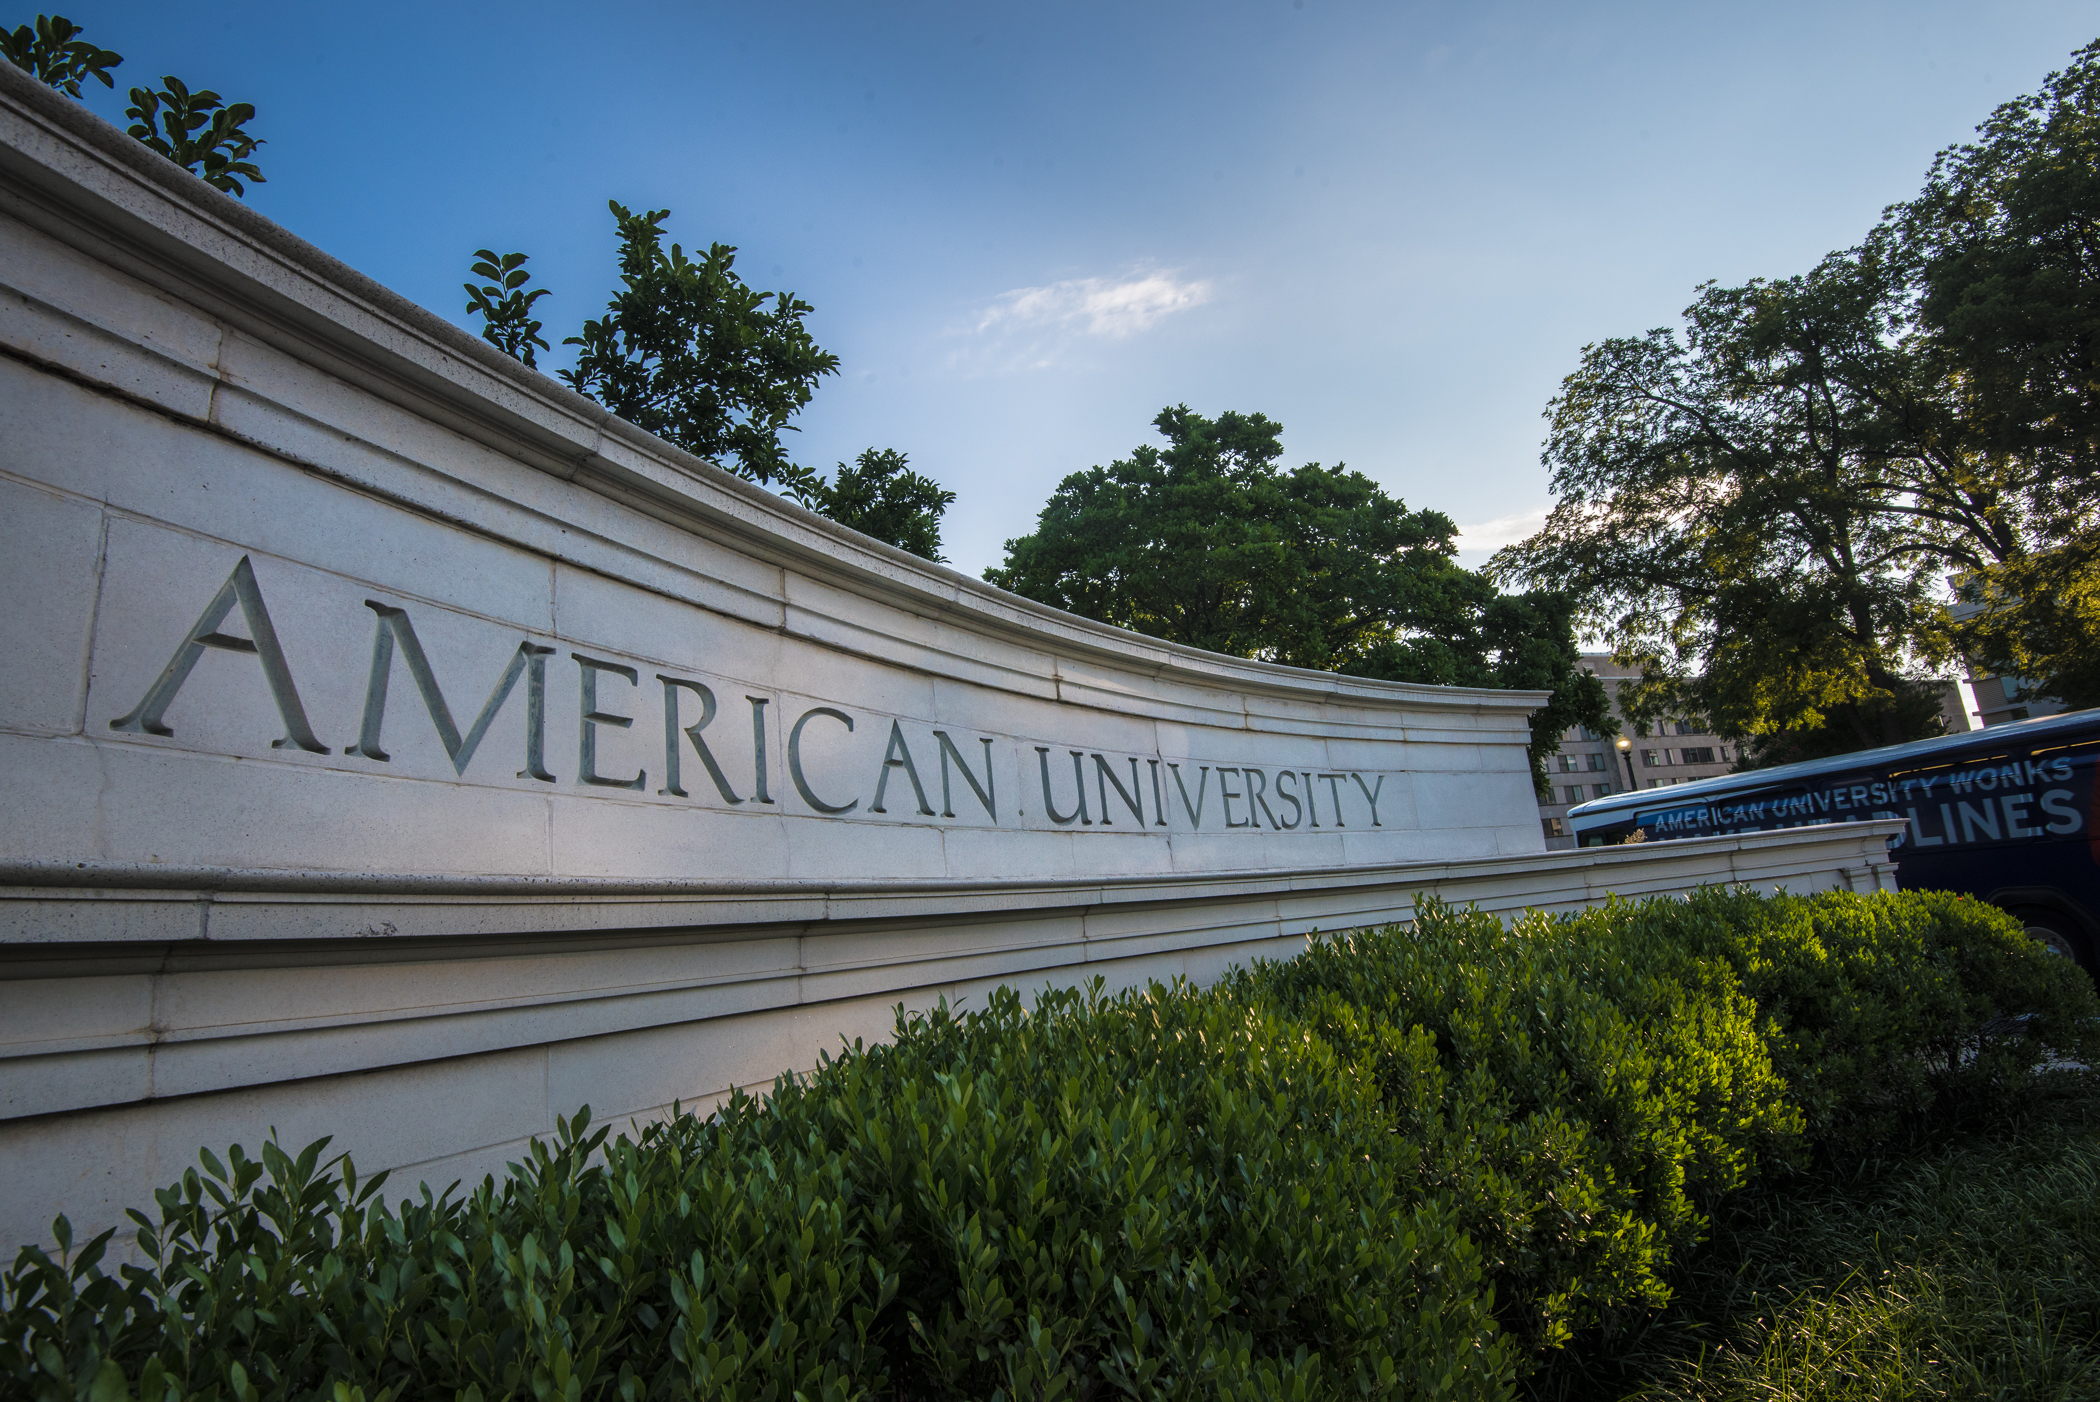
[1616,735,1638,793]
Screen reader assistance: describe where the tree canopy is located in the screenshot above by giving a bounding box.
[1887,39,2100,711]
[789,448,955,562]
[461,224,954,555]
[1494,40,2100,756]
[989,407,1611,788]
[559,202,839,487]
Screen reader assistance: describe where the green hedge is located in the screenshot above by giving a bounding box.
[6,889,2096,1401]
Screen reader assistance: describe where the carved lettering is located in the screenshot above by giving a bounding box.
[109,555,327,753]
[1351,772,1385,827]
[1274,769,1303,828]
[657,676,741,803]
[934,731,997,820]
[1036,747,1091,825]
[1317,773,1347,827]
[788,706,857,814]
[746,697,775,804]
[1245,767,1279,830]
[348,602,554,780]
[1093,754,1145,826]
[871,720,936,816]
[110,570,1423,837]
[1168,762,1210,828]
[572,654,644,790]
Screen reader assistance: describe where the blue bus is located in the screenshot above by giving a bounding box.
[1565,708,2100,968]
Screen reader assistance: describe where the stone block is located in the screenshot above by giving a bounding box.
[0,476,103,735]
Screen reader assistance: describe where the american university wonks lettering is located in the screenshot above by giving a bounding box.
[1639,756,2091,846]
[106,558,1392,834]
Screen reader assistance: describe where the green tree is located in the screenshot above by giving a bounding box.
[1497,44,2100,747]
[1880,39,2100,707]
[1953,545,2100,711]
[1491,252,1991,753]
[462,233,951,552]
[989,406,1611,788]
[0,12,118,96]
[790,448,955,562]
[560,201,838,486]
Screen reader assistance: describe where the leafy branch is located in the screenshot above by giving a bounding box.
[124,75,264,195]
[0,11,118,96]
[463,250,551,367]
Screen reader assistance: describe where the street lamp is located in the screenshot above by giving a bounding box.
[1616,735,1637,793]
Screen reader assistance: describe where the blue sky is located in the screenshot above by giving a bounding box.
[51,1,2100,574]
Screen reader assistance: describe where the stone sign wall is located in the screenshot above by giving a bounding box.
[0,62,1900,1255]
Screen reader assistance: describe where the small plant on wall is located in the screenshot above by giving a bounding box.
[3,12,265,195]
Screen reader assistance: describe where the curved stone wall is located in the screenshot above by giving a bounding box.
[0,63,1898,1253]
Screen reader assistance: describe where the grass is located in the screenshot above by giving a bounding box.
[1542,1070,2100,1402]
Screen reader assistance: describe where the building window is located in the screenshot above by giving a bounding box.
[1641,749,1665,767]
[1593,782,1614,799]
[1586,752,1606,771]
[1673,720,1697,736]
[1680,746,1715,764]
[1558,754,1580,772]
[1543,817,1565,839]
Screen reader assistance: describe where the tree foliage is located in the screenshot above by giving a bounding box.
[463,249,551,368]
[989,406,1611,788]
[1892,39,2100,485]
[559,202,839,487]
[1493,254,1972,750]
[0,12,118,97]
[1884,39,2100,708]
[5,13,264,196]
[460,230,953,553]
[124,75,264,195]
[1496,40,2100,754]
[789,448,955,562]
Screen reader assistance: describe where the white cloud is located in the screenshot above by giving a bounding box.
[1455,507,1549,555]
[976,271,1213,339]
[1453,506,1550,570]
